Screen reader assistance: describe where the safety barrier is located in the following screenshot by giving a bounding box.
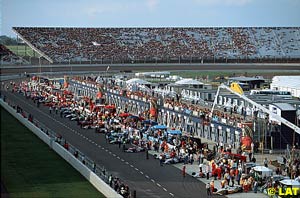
[0,99,122,198]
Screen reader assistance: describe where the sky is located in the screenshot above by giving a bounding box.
[1,0,300,37]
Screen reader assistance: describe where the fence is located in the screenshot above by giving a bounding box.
[2,54,300,66]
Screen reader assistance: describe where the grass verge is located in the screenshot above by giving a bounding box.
[1,107,105,198]
[170,70,300,79]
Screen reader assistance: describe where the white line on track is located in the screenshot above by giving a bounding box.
[145,175,149,179]
[151,179,155,183]
[135,168,139,171]
[163,188,167,192]
[156,183,161,187]
[140,171,143,174]
[169,193,174,197]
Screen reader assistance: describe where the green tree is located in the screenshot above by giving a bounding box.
[0,35,18,45]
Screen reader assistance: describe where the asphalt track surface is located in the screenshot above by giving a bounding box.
[1,88,222,198]
[1,63,300,75]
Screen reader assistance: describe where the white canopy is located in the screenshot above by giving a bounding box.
[253,166,273,177]
[175,78,203,85]
[280,179,300,187]
[126,78,151,85]
[253,165,272,172]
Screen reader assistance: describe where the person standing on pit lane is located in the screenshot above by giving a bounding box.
[118,136,122,148]
[146,148,149,159]
[182,165,186,178]
[206,183,211,197]
[159,153,164,166]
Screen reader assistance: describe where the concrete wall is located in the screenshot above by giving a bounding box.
[0,99,122,198]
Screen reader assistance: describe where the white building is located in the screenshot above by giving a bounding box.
[270,76,300,98]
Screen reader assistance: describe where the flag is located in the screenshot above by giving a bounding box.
[106,66,110,71]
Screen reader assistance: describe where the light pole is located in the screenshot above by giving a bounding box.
[38,56,42,83]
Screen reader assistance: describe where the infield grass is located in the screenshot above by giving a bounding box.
[0,107,105,198]
[170,69,300,79]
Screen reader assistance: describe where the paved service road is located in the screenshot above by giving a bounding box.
[1,88,221,198]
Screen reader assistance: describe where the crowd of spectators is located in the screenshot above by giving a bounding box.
[13,27,300,63]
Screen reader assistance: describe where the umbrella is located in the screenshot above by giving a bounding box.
[143,120,158,126]
[151,125,167,130]
[167,130,182,135]
[119,113,131,117]
[105,105,115,109]
[128,115,140,119]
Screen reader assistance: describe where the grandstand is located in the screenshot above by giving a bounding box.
[0,44,27,65]
[12,27,300,64]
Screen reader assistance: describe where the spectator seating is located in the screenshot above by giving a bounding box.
[12,27,300,63]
